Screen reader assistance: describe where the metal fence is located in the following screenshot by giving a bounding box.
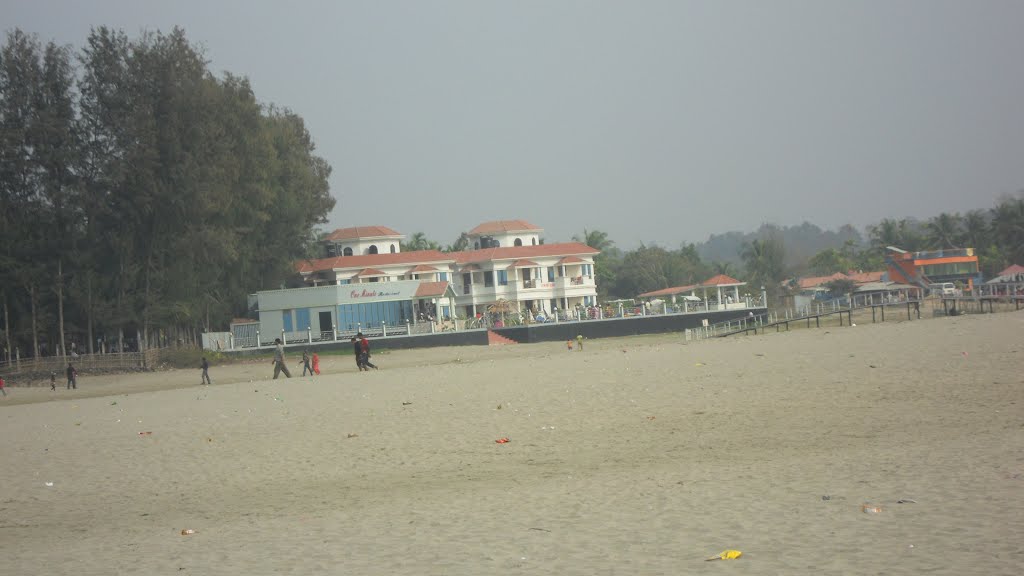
[0,350,156,379]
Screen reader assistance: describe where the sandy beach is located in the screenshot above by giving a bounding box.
[1,311,1022,575]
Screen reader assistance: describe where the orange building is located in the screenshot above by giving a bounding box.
[885,247,980,290]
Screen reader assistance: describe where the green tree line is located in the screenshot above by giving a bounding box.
[0,27,334,359]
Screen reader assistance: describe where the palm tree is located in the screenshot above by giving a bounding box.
[711,261,736,277]
[962,210,989,249]
[868,219,902,250]
[443,232,471,252]
[924,213,963,249]
[991,194,1024,264]
[740,235,786,304]
[403,232,440,252]
[573,228,614,252]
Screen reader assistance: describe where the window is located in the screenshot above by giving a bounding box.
[922,262,978,277]
[283,310,293,332]
[438,272,448,281]
[498,270,508,286]
[532,238,537,245]
[484,271,494,287]
[368,245,378,254]
[514,238,523,246]
[390,244,396,253]
[547,267,555,282]
[343,247,353,256]
[295,308,311,331]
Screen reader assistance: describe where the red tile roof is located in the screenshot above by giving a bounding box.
[998,264,1024,277]
[323,225,403,241]
[414,281,450,298]
[702,274,745,286]
[460,264,480,272]
[295,250,452,273]
[407,264,438,273]
[796,273,849,289]
[468,219,543,235]
[638,284,698,298]
[558,256,586,264]
[356,268,388,277]
[452,242,597,264]
[507,259,540,268]
[846,270,885,284]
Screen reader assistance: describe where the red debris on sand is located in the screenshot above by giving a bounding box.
[495,437,510,444]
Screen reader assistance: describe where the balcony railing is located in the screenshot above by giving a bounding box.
[523,279,537,289]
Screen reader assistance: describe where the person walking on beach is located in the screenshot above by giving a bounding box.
[272,338,292,379]
[301,350,313,376]
[50,371,57,391]
[312,351,320,375]
[0,375,6,396]
[201,357,212,385]
[358,333,378,370]
[66,364,77,389]
[576,334,584,351]
[351,337,366,371]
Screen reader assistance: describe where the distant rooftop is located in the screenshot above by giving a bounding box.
[323,226,403,241]
[468,220,542,235]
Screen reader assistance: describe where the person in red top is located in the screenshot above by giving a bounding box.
[358,333,378,370]
[312,352,320,375]
[0,375,6,396]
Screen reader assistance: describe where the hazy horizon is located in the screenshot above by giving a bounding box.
[5,0,1023,249]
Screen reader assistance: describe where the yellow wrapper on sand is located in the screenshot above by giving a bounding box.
[706,549,742,561]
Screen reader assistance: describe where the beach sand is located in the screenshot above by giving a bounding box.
[1,312,1022,575]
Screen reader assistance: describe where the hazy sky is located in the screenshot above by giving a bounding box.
[5,1,1023,248]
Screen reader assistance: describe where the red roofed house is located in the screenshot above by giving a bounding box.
[251,220,600,341]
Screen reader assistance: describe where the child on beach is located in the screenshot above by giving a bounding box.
[201,357,211,385]
[567,339,573,351]
[50,371,56,391]
[0,375,6,396]
[312,352,320,375]
[301,350,313,376]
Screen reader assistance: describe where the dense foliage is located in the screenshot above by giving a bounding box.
[0,28,334,358]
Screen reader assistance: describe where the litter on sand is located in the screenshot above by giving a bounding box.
[181,529,196,536]
[862,504,883,513]
[138,431,152,436]
[495,437,510,444]
[706,550,742,561]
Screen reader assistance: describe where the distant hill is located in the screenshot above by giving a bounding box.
[695,222,864,270]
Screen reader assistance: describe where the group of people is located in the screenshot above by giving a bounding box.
[0,364,78,398]
[265,333,378,380]
[49,365,77,390]
[567,333,585,351]
[352,333,378,371]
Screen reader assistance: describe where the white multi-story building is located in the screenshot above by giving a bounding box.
[263,220,598,335]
